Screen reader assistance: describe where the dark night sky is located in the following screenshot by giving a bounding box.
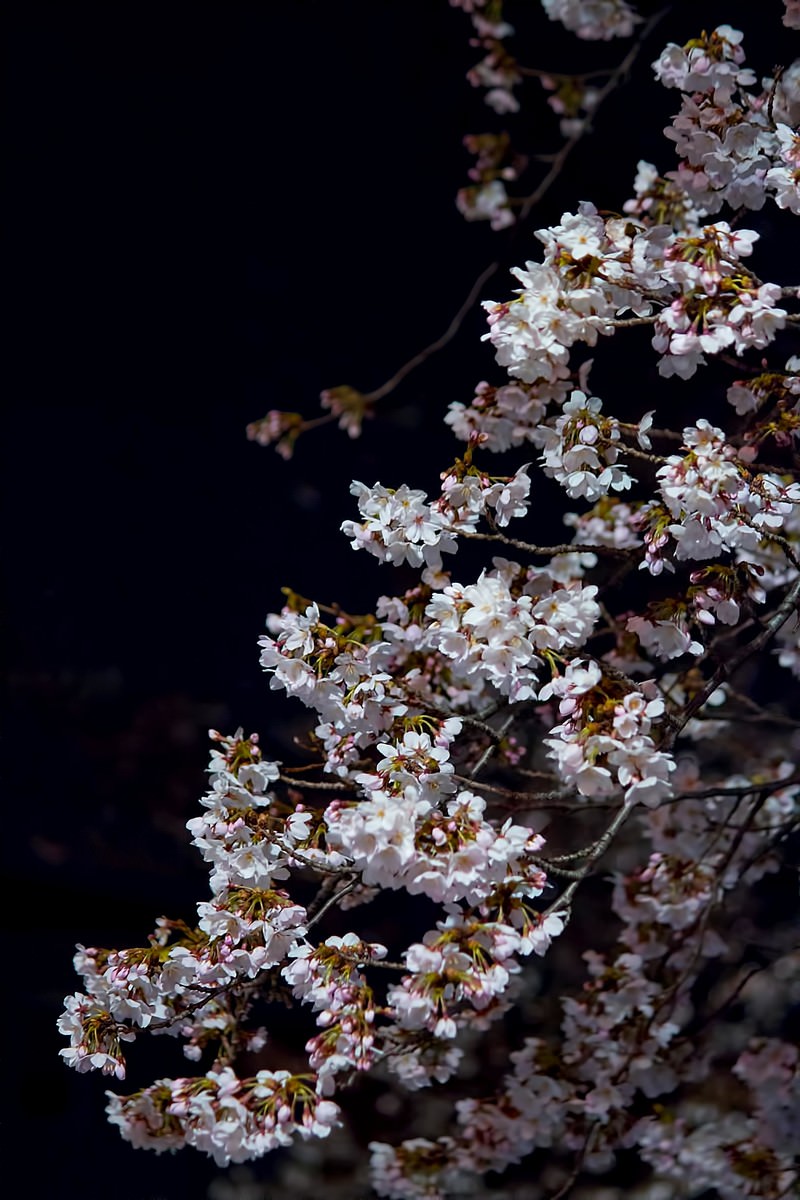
[4,3,793,1197]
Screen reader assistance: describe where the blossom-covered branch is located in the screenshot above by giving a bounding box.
[61,6,800,1198]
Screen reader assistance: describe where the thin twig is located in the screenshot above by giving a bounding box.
[468,714,517,779]
[460,529,632,558]
[307,878,359,929]
[661,773,800,805]
[279,774,354,791]
[452,773,575,805]
[687,965,768,1037]
[544,1124,598,1200]
[605,314,659,328]
[530,856,586,880]
[620,444,669,464]
[346,6,671,411]
[665,574,800,750]
[364,261,500,403]
[277,842,355,877]
[543,800,634,921]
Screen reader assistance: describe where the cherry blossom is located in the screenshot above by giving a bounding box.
[60,8,800,1197]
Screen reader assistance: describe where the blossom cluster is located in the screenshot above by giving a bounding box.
[60,9,800,1199]
[106,1067,340,1166]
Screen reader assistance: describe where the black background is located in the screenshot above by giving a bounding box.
[4,4,795,1197]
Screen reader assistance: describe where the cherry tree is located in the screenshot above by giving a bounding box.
[59,3,800,1197]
